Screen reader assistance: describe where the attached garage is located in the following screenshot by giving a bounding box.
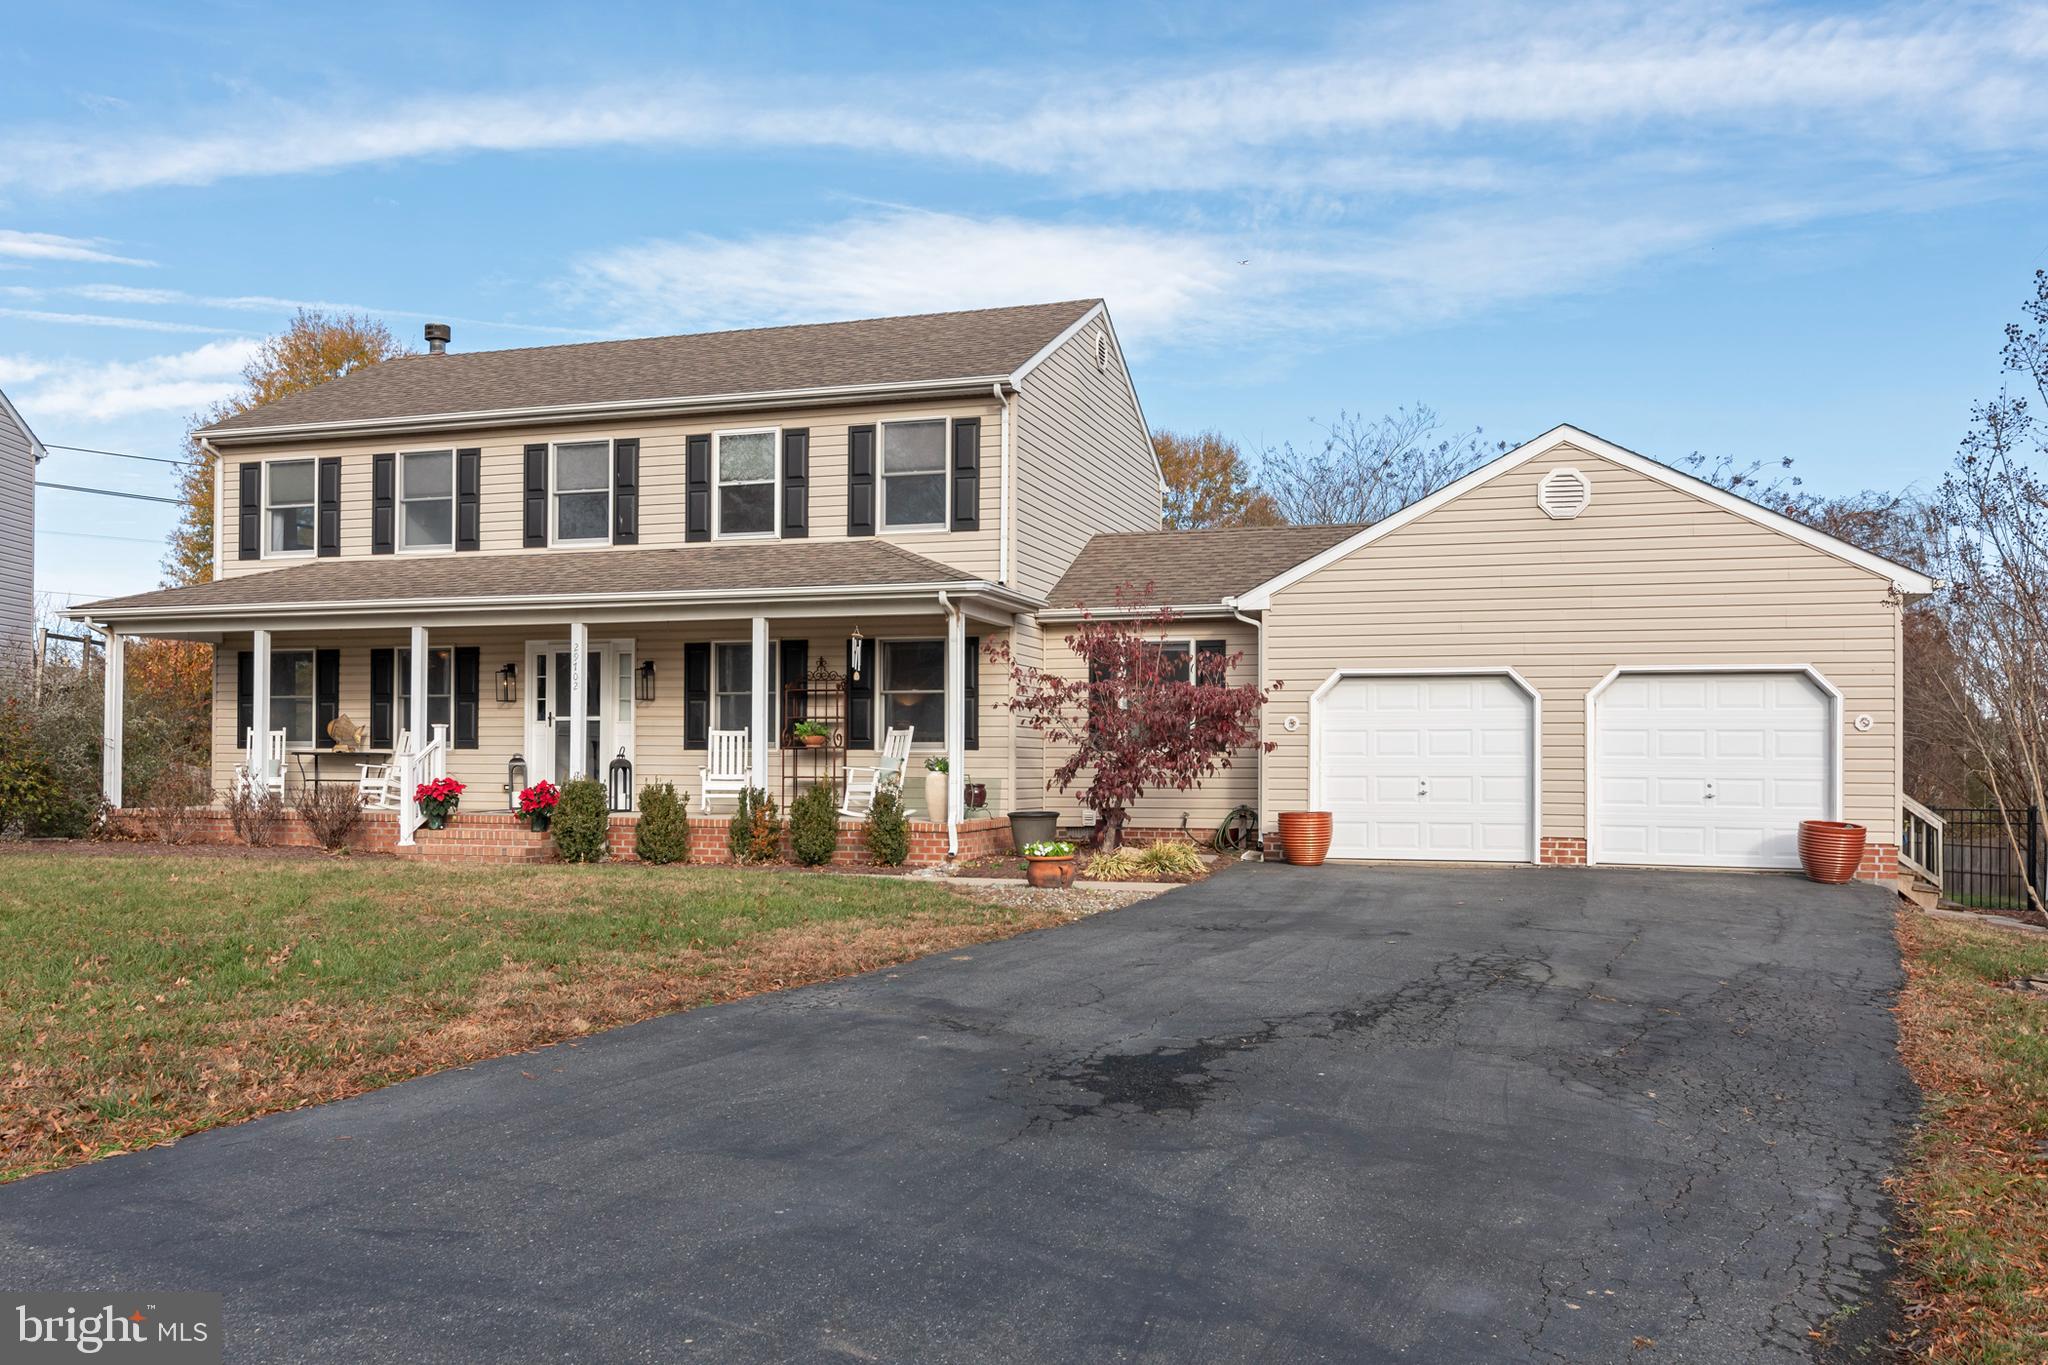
[1312,671,1536,862]
[1590,668,1836,870]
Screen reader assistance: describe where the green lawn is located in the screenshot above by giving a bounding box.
[1895,912,2048,1361]
[0,850,1062,1181]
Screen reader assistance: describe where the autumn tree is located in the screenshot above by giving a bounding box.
[992,591,1273,849]
[164,309,407,587]
[1153,428,1283,529]
[1259,404,1504,525]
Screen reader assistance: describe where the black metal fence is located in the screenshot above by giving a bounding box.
[1934,805,2045,911]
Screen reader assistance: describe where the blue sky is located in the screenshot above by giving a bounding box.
[4,0,2045,606]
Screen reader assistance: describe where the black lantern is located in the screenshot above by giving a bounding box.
[636,659,656,703]
[608,748,634,812]
[496,663,518,704]
[506,753,527,810]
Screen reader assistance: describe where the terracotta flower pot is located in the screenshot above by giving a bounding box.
[800,734,827,748]
[1026,855,1075,889]
[1798,820,1867,884]
[1277,811,1334,866]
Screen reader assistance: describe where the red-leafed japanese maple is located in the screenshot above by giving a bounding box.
[990,593,1274,850]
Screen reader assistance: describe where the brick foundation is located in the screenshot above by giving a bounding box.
[110,806,1009,868]
[1854,842,1899,887]
[1539,836,1588,867]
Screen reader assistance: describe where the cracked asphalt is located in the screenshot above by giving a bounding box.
[0,864,1912,1362]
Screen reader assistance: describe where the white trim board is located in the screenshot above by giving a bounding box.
[1308,666,1543,864]
[1234,423,1938,607]
[1582,663,1845,868]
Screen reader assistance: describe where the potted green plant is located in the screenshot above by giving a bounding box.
[413,776,465,831]
[923,755,949,824]
[1023,839,1076,889]
[517,778,560,833]
[792,720,829,749]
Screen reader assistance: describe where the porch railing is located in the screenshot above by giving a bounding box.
[397,724,449,846]
[1899,794,1944,890]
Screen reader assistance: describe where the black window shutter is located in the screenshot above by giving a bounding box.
[684,643,711,749]
[846,639,874,749]
[523,444,549,547]
[236,650,253,741]
[453,646,480,749]
[314,649,341,749]
[1196,639,1228,686]
[777,638,808,737]
[847,425,876,537]
[456,448,481,552]
[369,647,394,750]
[781,429,809,538]
[951,418,980,531]
[685,435,711,542]
[965,635,980,750]
[612,439,639,545]
[237,464,261,560]
[317,457,342,558]
[371,453,395,555]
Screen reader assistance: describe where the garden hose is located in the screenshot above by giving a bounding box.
[1215,804,1259,854]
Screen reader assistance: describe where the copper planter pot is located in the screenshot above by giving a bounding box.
[1798,820,1868,884]
[1026,855,1075,889]
[1277,811,1334,867]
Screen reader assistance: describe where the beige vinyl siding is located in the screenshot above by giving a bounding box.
[209,615,1019,815]
[0,402,34,646]
[1011,322,1161,601]
[1034,616,1261,835]
[1260,445,1904,845]
[213,397,1005,584]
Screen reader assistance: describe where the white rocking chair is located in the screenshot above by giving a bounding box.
[840,727,914,818]
[699,729,751,812]
[235,727,288,800]
[356,730,409,811]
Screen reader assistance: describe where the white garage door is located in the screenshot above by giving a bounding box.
[1318,674,1535,861]
[1594,671,1832,870]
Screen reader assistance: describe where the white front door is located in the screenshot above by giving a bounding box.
[1318,673,1536,862]
[1593,671,1831,869]
[526,639,636,789]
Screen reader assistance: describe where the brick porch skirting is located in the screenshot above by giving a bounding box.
[109,807,1011,867]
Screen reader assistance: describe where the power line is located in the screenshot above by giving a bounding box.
[44,442,193,467]
[35,480,181,505]
[42,529,171,546]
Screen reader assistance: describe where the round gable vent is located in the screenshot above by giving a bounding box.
[1538,466,1592,519]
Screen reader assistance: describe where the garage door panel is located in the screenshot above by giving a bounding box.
[1596,671,1831,870]
[1320,674,1534,862]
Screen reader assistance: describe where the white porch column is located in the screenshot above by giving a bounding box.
[250,627,272,784]
[100,628,124,809]
[749,615,771,790]
[945,602,966,856]
[408,625,429,750]
[567,621,589,780]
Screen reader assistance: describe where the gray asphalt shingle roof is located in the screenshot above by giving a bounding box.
[1047,524,1363,609]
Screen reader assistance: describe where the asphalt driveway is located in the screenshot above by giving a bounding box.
[1,865,1912,1362]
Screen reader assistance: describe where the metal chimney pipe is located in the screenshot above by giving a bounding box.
[424,323,451,355]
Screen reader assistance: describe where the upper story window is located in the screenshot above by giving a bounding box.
[714,429,777,538]
[553,440,611,544]
[266,459,316,556]
[399,449,454,551]
[880,419,946,530]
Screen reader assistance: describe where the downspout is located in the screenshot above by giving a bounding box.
[1223,595,1266,854]
[991,382,1012,585]
[939,589,964,858]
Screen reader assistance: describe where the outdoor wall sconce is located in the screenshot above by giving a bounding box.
[496,663,518,704]
[636,659,656,703]
[506,753,527,810]
[608,749,634,812]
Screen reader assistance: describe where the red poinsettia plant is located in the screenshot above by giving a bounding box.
[517,779,561,818]
[413,776,466,818]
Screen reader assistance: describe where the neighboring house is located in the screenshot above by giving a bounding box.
[0,386,45,649]
[66,301,1935,882]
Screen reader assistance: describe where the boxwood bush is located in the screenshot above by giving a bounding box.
[551,778,610,863]
[634,781,690,865]
[862,784,910,867]
[789,781,839,866]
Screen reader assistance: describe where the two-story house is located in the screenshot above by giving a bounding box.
[73,299,1935,883]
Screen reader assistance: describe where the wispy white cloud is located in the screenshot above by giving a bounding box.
[0,230,153,266]
[0,306,238,335]
[2,338,259,423]
[59,284,602,337]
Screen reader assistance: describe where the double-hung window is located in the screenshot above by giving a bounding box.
[269,649,315,746]
[399,449,455,551]
[879,420,946,530]
[396,647,454,734]
[266,460,316,555]
[553,440,611,544]
[714,429,777,537]
[714,642,752,732]
[881,639,945,742]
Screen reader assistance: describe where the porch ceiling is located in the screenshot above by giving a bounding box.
[66,540,1036,633]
